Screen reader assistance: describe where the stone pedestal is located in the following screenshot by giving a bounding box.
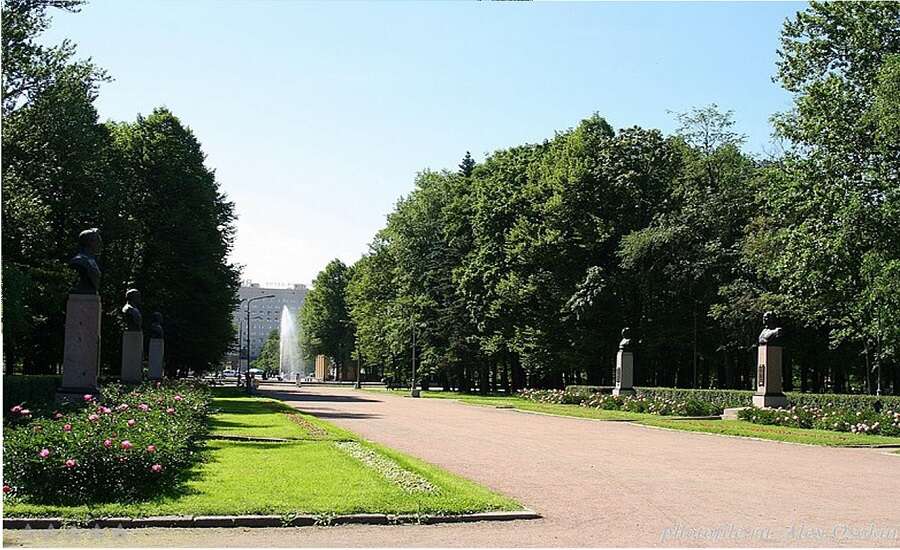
[121,331,144,384]
[148,338,164,380]
[613,350,635,396]
[752,344,787,408]
[57,294,102,402]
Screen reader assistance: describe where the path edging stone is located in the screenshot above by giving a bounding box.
[2,510,541,529]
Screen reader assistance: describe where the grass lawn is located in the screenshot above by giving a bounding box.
[4,388,519,519]
[209,388,353,440]
[638,418,900,447]
[367,388,900,447]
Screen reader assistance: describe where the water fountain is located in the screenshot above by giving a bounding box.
[279,305,301,381]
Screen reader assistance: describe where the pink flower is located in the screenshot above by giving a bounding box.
[173,395,183,402]
[146,445,157,453]
[103,439,113,448]
[53,412,63,420]
[63,423,73,432]
[83,394,93,402]
[116,404,129,412]
[127,419,136,427]
[39,448,50,458]
[121,440,133,450]
[138,403,149,412]
[64,459,77,469]
[2,485,10,494]
[88,414,100,422]
[101,406,112,414]
[150,464,163,473]
[166,407,175,415]
[10,405,22,414]
[20,409,31,416]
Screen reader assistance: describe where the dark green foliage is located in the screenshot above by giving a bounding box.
[2,380,210,504]
[2,376,62,413]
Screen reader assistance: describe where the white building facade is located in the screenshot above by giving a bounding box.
[230,281,308,367]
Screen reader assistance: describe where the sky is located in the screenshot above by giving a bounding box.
[42,0,805,287]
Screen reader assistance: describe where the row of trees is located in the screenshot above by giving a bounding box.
[2,0,241,376]
[300,2,900,394]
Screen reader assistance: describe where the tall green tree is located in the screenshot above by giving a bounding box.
[300,259,355,371]
[744,1,900,392]
[110,109,241,377]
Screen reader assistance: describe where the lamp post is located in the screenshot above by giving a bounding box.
[354,343,362,389]
[246,294,275,395]
[410,318,421,398]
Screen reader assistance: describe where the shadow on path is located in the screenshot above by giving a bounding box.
[261,389,379,404]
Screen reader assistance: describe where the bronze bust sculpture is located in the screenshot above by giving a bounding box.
[68,229,102,294]
[758,311,784,346]
[121,289,143,331]
[150,312,164,339]
[618,327,634,352]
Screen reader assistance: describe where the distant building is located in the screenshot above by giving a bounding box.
[227,281,308,369]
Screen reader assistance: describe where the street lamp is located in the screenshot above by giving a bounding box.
[354,343,362,389]
[245,294,275,395]
[410,318,424,398]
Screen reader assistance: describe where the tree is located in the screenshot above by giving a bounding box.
[300,259,355,372]
[110,109,241,377]
[458,151,476,178]
[744,2,900,392]
[252,330,280,376]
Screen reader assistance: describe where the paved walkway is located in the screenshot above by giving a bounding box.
[8,384,900,547]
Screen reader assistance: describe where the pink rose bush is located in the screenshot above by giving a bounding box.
[739,404,900,436]
[3,380,210,504]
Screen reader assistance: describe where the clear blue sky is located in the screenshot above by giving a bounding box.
[42,0,805,286]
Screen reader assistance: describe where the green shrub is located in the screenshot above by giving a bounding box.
[3,380,211,504]
[581,393,721,416]
[739,404,900,437]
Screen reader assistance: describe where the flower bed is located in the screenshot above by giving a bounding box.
[738,405,900,437]
[3,380,210,504]
[558,386,900,414]
[581,393,721,416]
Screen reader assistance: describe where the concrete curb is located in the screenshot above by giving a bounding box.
[2,510,541,529]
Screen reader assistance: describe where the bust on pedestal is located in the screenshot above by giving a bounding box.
[753,311,788,408]
[120,289,144,384]
[148,312,165,380]
[613,327,635,396]
[57,229,103,403]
